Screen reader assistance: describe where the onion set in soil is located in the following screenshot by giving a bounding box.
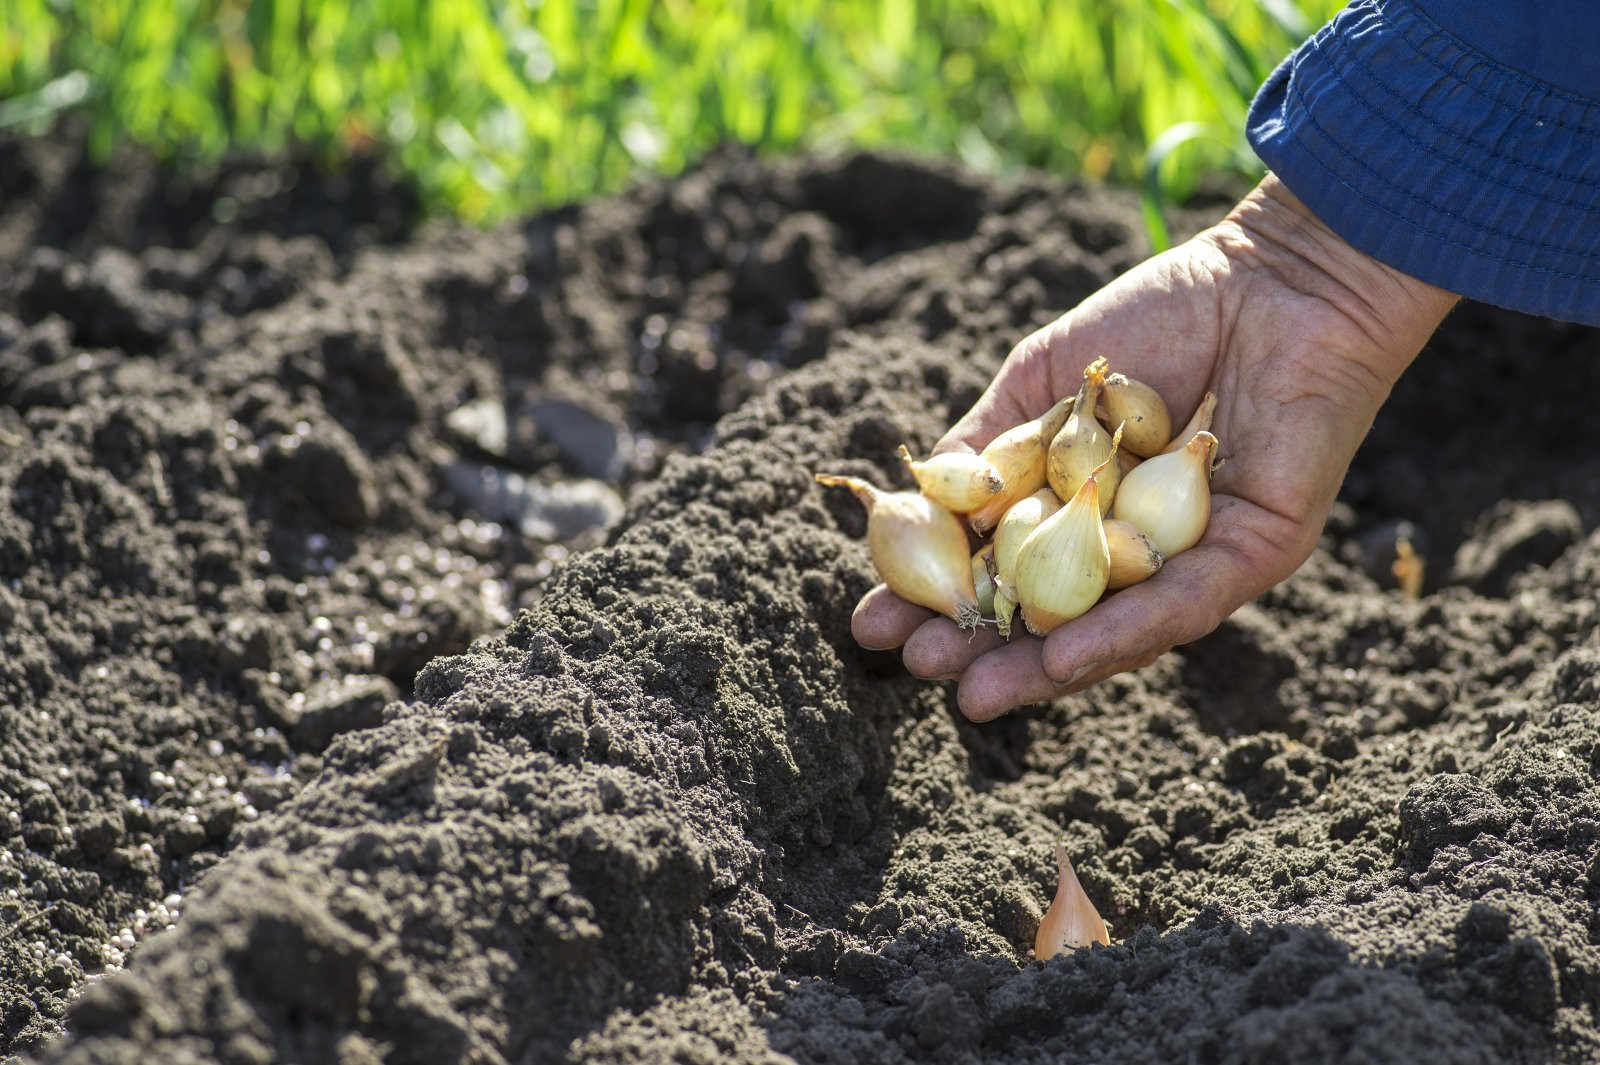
[817,358,1220,637]
[1035,842,1110,959]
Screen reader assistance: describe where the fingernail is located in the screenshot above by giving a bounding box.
[1057,664,1095,689]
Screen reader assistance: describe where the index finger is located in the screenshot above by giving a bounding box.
[932,325,1065,455]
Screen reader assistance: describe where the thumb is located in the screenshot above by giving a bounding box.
[932,325,1066,456]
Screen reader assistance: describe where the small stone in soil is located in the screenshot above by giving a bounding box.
[523,398,631,482]
[446,461,624,542]
[446,398,509,459]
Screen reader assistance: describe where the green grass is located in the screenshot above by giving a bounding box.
[0,0,1339,226]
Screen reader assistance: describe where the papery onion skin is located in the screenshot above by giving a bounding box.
[899,445,1003,513]
[1016,438,1118,636]
[1111,431,1217,559]
[969,395,1075,535]
[1161,391,1217,454]
[993,488,1062,584]
[1047,358,1119,516]
[1098,372,1171,458]
[1104,518,1163,589]
[991,488,1059,640]
[816,473,981,628]
[972,546,998,617]
[992,581,1018,640]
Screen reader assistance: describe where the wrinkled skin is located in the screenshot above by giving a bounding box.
[852,174,1458,722]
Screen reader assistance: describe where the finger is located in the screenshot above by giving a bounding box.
[932,327,1061,456]
[955,636,1062,722]
[852,585,934,650]
[933,285,1206,461]
[901,618,1005,680]
[1038,534,1261,684]
[1054,646,1165,694]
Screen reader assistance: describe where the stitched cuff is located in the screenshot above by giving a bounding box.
[1247,0,1600,326]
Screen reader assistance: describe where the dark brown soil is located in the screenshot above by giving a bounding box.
[1,133,1598,1065]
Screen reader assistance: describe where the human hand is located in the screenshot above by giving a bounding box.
[852,174,1458,722]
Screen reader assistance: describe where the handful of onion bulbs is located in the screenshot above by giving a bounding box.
[817,357,1219,639]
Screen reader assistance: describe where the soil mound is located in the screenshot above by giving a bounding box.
[1,137,1598,1065]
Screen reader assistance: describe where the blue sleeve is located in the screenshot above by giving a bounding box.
[1245,0,1600,326]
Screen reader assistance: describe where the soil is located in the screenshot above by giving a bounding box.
[0,132,1598,1065]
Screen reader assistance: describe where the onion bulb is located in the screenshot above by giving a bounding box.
[990,488,1061,638]
[1097,372,1171,458]
[1015,427,1121,636]
[968,395,1075,536]
[1162,391,1217,454]
[898,445,1003,513]
[992,582,1017,640]
[816,473,981,629]
[1034,842,1110,960]
[1392,536,1424,600]
[1104,518,1163,589]
[972,545,998,617]
[993,489,1063,581]
[1047,357,1119,516]
[1111,430,1218,559]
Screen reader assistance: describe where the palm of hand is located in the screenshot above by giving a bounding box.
[852,181,1455,721]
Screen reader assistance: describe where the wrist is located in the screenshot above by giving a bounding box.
[1208,173,1459,383]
